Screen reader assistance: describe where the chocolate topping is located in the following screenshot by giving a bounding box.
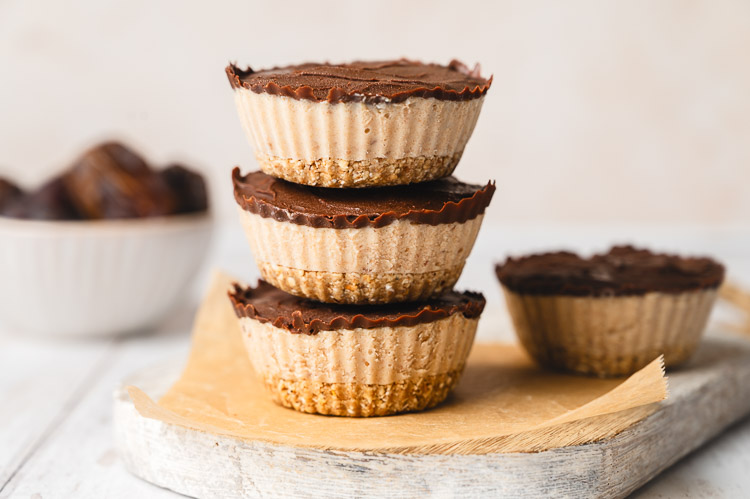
[229,281,486,335]
[232,169,495,229]
[226,59,492,104]
[496,245,725,297]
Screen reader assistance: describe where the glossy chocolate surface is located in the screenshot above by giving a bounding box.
[232,169,494,228]
[226,59,491,104]
[496,246,725,297]
[230,281,486,335]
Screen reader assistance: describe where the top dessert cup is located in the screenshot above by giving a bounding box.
[226,59,491,188]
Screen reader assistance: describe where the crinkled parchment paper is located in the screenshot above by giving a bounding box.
[128,272,668,455]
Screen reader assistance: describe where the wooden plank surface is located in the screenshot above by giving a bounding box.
[0,311,193,499]
[113,337,750,499]
[0,333,115,486]
[2,343,188,498]
[632,412,750,497]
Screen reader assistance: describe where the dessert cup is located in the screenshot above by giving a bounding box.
[496,246,725,377]
[226,59,491,187]
[229,281,485,416]
[233,168,495,304]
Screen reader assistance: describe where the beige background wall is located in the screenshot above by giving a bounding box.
[1,0,748,227]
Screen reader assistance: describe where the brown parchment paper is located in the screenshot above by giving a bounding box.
[128,272,668,455]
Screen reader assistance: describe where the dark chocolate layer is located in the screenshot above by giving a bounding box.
[226,59,491,104]
[232,169,495,229]
[229,281,486,335]
[496,246,725,297]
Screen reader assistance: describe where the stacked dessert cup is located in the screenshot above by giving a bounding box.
[225,60,495,417]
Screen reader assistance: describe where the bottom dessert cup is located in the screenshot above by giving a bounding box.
[496,246,725,377]
[229,281,485,417]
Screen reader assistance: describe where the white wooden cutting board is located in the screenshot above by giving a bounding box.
[114,338,750,499]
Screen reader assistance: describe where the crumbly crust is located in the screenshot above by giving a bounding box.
[255,153,461,188]
[262,370,463,417]
[257,261,464,304]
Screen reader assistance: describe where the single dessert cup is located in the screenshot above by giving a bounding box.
[496,246,725,377]
[226,59,492,187]
[229,281,485,417]
[233,168,495,304]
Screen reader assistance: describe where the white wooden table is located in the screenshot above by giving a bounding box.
[1,223,749,498]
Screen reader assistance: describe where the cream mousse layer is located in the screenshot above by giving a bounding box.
[239,210,483,303]
[239,313,477,385]
[239,210,483,273]
[503,288,718,377]
[233,91,484,187]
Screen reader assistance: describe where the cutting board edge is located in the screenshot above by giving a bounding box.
[114,341,750,499]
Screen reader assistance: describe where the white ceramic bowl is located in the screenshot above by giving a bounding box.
[0,213,213,337]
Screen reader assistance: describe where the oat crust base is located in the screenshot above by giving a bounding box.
[256,153,462,188]
[258,261,464,304]
[263,369,463,417]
